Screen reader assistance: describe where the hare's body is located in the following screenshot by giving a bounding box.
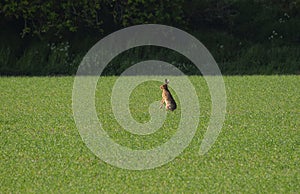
[160,79,177,111]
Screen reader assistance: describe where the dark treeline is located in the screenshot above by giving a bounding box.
[0,0,299,75]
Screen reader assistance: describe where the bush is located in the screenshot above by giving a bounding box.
[222,44,300,75]
[0,0,299,75]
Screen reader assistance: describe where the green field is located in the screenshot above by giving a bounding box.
[1,76,299,193]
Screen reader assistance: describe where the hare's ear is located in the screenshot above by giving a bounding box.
[165,79,169,84]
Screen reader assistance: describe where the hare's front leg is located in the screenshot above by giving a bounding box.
[159,99,164,109]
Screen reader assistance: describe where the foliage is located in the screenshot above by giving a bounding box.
[226,44,300,74]
[109,0,185,27]
[0,0,108,37]
[0,41,77,75]
[0,0,185,38]
[0,0,300,75]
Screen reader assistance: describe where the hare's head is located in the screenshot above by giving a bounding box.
[160,79,169,90]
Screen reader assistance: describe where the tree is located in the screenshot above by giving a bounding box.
[0,0,108,38]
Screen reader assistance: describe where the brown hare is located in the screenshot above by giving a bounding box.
[160,79,177,111]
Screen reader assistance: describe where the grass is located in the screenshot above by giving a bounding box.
[0,76,299,193]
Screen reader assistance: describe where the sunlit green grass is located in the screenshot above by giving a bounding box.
[1,76,299,193]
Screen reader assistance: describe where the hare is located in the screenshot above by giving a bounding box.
[160,79,177,111]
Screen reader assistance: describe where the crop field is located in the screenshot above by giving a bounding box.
[0,76,299,193]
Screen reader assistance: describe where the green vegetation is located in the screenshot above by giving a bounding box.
[0,0,299,75]
[0,0,185,37]
[1,76,299,193]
